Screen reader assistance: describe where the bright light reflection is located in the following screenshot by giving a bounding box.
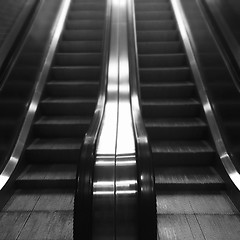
[116,190,137,195]
[0,175,8,190]
[116,160,136,166]
[95,160,115,166]
[116,180,137,187]
[95,160,136,166]
[93,191,114,195]
[94,181,114,187]
[29,102,37,113]
[93,190,137,195]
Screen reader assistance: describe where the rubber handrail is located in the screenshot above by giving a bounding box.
[199,0,240,93]
[73,0,112,239]
[127,0,157,239]
[0,0,42,90]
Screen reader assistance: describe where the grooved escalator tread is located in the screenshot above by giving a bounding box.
[138,42,183,54]
[16,164,76,188]
[58,41,102,53]
[27,138,82,150]
[136,20,176,31]
[155,167,224,190]
[66,20,104,30]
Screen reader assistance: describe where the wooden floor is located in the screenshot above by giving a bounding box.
[0,190,73,240]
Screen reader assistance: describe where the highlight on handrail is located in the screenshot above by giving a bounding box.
[127,0,157,239]
[171,0,240,199]
[73,0,112,238]
[0,0,71,190]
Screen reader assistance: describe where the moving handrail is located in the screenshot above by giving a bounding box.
[127,0,157,239]
[171,0,240,208]
[198,0,240,93]
[0,0,42,89]
[0,0,71,190]
[73,0,111,238]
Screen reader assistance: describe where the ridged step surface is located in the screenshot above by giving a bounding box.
[134,0,240,239]
[0,0,107,239]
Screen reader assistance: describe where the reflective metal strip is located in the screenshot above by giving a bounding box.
[0,0,72,190]
[93,0,137,238]
[171,0,240,190]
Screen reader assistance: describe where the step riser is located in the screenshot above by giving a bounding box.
[142,105,201,118]
[147,127,207,140]
[46,84,99,98]
[54,54,101,66]
[153,152,215,166]
[58,42,102,53]
[26,150,80,163]
[137,31,179,42]
[51,68,101,81]
[139,69,191,83]
[139,55,187,68]
[40,102,96,116]
[33,124,90,138]
[141,86,195,99]
[138,43,183,54]
[136,12,173,21]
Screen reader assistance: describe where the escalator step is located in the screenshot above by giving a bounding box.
[16,164,76,188]
[135,2,171,11]
[58,41,102,53]
[142,99,201,117]
[51,66,100,81]
[155,167,224,190]
[46,81,99,98]
[34,116,91,138]
[138,42,183,54]
[66,20,104,30]
[137,30,179,42]
[68,11,105,20]
[141,82,195,99]
[136,20,176,31]
[139,54,187,68]
[54,53,101,66]
[62,30,103,41]
[139,67,191,83]
[136,11,173,21]
[40,98,96,115]
[70,2,105,11]
[26,138,82,163]
[151,140,215,165]
[145,118,207,140]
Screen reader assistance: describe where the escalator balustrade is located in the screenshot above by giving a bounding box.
[0,0,106,238]
[134,0,240,238]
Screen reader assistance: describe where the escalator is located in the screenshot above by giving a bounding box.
[134,0,240,238]
[0,0,106,238]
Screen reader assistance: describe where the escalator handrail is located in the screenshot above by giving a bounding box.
[0,0,72,190]
[73,0,112,239]
[127,0,157,239]
[198,0,240,94]
[171,0,240,191]
[0,0,43,90]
